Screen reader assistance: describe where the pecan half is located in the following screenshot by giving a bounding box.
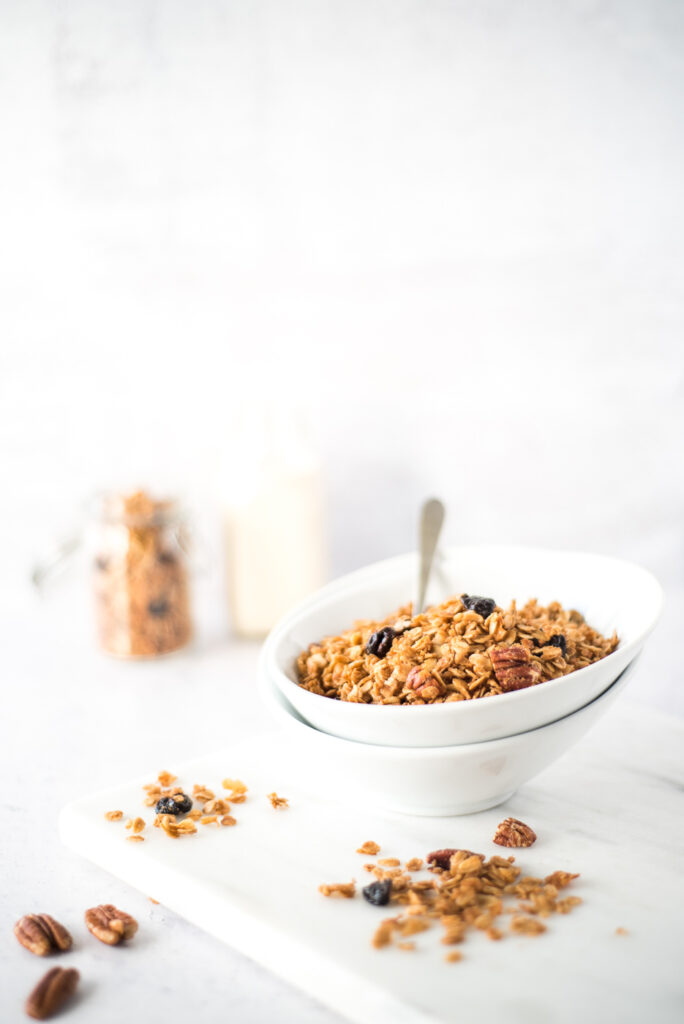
[14,915,73,957]
[84,904,138,945]
[493,817,537,848]
[490,645,541,692]
[26,967,79,1020]
[426,848,460,870]
[405,667,446,701]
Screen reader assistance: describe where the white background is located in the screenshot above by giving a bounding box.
[0,4,682,1019]
[2,0,682,708]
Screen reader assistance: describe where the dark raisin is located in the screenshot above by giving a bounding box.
[546,634,567,657]
[157,551,177,566]
[365,627,396,658]
[362,880,392,906]
[155,793,192,816]
[148,598,170,618]
[461,595,496,619]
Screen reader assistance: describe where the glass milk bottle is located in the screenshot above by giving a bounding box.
[223,410,327,638]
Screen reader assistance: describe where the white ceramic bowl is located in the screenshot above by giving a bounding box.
[258,654,638,815]
[262,545,661,747]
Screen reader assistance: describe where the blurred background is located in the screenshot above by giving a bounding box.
[2,0,683,709]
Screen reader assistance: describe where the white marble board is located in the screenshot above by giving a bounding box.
[59,704,684,1024]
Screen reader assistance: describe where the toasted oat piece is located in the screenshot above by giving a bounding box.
[319,882,356,899]
[104,810,123,821]
[405,858,423,871]
[544,870,579,889]
[371,920,395,949]
[510,915,546,936]
[221,815,237,826]
[222,778,247,795]
[267,792,288,809]
[356,841,380,856]
[444,951,463,963]
[397,941,416,951]
[378,858,400,867]
[157,770,177,788]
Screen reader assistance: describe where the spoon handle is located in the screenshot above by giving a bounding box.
[415,498,446,615]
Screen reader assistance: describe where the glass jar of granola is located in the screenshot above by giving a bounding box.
[91,491,193,657]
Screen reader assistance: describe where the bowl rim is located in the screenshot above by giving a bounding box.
[258,647,638,758]
[263,543,662,717]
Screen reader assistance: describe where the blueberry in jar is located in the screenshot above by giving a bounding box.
[148,598,170,618]
[155,793,193,816]
[461,595,496,619]
[365,627,396,658]
[362,880,392,906]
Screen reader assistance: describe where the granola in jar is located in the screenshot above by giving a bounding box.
[92,491,192,657]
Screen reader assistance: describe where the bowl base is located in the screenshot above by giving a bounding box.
[374,790,518,817]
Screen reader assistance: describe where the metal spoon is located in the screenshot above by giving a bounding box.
[415,498,446,615]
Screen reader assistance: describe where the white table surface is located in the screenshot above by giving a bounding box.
[1,584,682,1024]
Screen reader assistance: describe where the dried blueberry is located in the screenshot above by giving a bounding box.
[148,598,170,618]
[366,627,396,658]
[461,595,496,619]
[155,793,192,816]
[362,880,392,906]
[546,634,567,657]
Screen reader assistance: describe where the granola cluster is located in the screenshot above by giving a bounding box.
[296,595,618,704]
[105,770,251,841]
[320,832,582,960]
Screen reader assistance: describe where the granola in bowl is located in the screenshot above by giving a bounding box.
[295,594,618,705]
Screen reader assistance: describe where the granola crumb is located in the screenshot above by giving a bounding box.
[158,771,177,788]
[444,951,463,963]
[405,858,423,871]
[222,779,247,795]
[356,841,381,856]
[221,815,237,826]
[545,871,580,889]
[319,882,356,899]
[510,915,547,936]
[105,810,123,821]
[397,942,416,951]
[193,786,215,802]
[148,897,159,904]
[126,835,145,843]
[267,792,289,809]
[378,858,400,868]
[200,815,219,825]
[615,927,629,936]
[131,817,146,835]
[371,920,394,949]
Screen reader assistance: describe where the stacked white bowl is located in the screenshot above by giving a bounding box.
[259,545,662,816]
